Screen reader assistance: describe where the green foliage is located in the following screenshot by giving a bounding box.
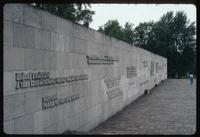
[133,21,156,51]
[98,20,135,44]
[155,11,196,77]
[98,20,124,40]
[31,3,95,27]
[123,22,134,45]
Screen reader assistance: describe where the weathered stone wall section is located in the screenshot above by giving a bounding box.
[3,4,167,134]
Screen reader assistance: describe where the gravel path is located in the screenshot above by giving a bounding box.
[90,79,196,135]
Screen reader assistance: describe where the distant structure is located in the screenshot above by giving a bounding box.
[3,4,167,134]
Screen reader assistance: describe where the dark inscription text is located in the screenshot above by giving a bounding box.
[15,72,88,89]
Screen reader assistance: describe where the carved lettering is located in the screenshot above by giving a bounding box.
[86,55,119,65]
[127,66,137,78]
[15,72,89,90]
[42,94,80,110]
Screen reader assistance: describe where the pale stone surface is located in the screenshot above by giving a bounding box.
[55,51,65,69]
[57,17,73,36]
[34,29,51,50]
[51,32,65,51]
[23,5,42,29]
[71,38,88,54]
[14,114,34,134]
[69,53,87,69]
[13,23,35,48]
[4,120,14,134]
[43,123,59,134]
[43,51,57,69]
[3,4,167,134]
[3,4,24,23]
[3,20,13,46]
[41,10,57,32]
[33,110,45,132]
[4,93,25,121]
[24,48,42,70]
[4,46,24,71]
[25,90,43,114]
[3,71,13,93]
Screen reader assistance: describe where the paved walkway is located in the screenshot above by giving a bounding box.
[90,79,196,135]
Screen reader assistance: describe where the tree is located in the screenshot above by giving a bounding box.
[98,19,124,40]
[132,11,196,78]
[123,22,134,45]
[132,21,156,51]
[74,4,95,27]
[31,3,95,27]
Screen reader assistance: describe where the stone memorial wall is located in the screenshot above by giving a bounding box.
[3,4,167,134]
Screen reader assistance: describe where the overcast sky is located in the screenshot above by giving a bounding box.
[89,4,196,30]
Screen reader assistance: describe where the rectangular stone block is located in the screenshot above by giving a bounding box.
[71,82,91,98]
[58,120,65,133]
[91,80,101,95]
[33,110,44,133]
[94,31,105,45]
[61,95,81,119]
[55,51,65,69]
[63,53,70,69]
[64,36,70,52]
[57,86,69,99]
[4,93,25,121]
[91,91,105,107]
[4,46,24,71]
[3,20,13,46]
[25,90,42,114]
[24,48,42,70]
[77,96,91,113]
[41,51,57,70]
[69,53,87,69]
[51,32,65,51]
[13,23,35,48]
[23,5,42,29]
[3,71,14,93]
[34,107,59,133]
[95,103,105,125]
[3,120,14,134]
[43,122,59,134]
[104,66,114,79]
[78,121,92,132]
[57,105,65,122]
[57,17,73,36]
[3,4,24,23]
[78,109,90,127]
[68,114,80,131]
[86,41,102,56]
[72,23,82,39]
[13,114,34,134]
[34,29,51,50]
[72,38,88,54]
[90,66,104,81]
[79,27,95,42]
[41,11,57,32]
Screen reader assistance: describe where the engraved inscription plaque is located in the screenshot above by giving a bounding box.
[104,77,123,100]
[42,94,80,110]
[86,55,119,65]
[15,72,88,89]
[127,66,137,78]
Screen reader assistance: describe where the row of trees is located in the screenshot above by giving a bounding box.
[98,11,196,78]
